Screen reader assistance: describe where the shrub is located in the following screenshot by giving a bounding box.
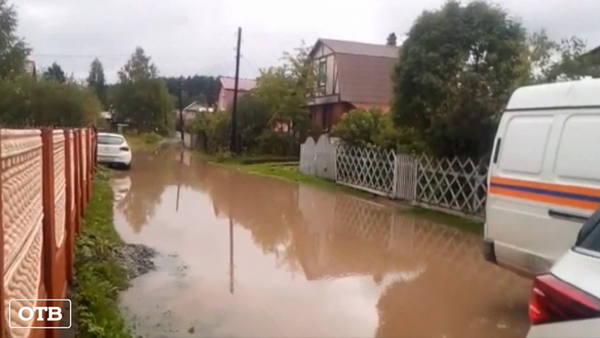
[333,108,424,153]
[0,76,101,127]
[256,129,299,156]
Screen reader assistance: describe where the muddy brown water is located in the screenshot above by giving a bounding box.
[110,146,531,338]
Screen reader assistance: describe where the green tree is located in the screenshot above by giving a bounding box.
[527,30,600,82]
[393,1,528,158]
[252,45,315,139]
[0,77,100,127]
[118,47,158,82]
[0,0,29,79]
[112,47,173,133]
[43,62,66,83]
[87,58,107,107]
[112,78,173,133]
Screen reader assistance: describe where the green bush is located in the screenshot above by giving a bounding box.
[190,110,231,154]
[333,108,424,152]
[256,129,299,156]
[0,76,101,127]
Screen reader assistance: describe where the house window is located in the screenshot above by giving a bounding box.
[317,59,327,94]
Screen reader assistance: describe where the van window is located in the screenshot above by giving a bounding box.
[556,115,600,181]
[499,116,552,175]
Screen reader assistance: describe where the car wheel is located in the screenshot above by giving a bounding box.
[123,163,131,170]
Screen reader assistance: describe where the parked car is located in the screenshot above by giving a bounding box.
[527,208,600,337]
[97,132,132,169]
[483,79,600,276]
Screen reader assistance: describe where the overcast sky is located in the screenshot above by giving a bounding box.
[12,0,600,83]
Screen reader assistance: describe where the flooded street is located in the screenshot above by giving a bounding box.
[111,146,531,338]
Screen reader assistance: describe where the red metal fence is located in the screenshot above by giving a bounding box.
[0,128,96,338]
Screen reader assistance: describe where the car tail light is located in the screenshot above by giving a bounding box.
[120,146,129,151]
[529,274,600,325]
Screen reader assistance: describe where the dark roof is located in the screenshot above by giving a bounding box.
[313,38,400,58]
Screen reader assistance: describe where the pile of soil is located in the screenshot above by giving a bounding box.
[119,243,157,279]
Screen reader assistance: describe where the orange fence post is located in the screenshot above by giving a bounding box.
[0,130,5,338]
[64,130,75,285]
[41,128,57,335]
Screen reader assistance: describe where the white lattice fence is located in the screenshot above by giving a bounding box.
[335,144,397,197]
[415,155,488,216]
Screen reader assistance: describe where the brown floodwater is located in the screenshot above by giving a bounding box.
[111,146,531,338]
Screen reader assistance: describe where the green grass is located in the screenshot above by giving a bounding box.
[208,157,371,198]
[74,168,131,338]
[124,132,163,152]
[400,207,483,235]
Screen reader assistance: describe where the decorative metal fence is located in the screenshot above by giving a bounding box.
[336,144,397,197]
[415,155,488,217]
[299,137,489,219]
[1,127,96,336]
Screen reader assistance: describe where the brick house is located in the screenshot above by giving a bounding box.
[307,38,400,131]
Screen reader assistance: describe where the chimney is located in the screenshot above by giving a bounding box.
[386,33,397,47]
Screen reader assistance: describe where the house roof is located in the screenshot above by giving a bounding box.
[218,76,256,91]
[312,38,400,58]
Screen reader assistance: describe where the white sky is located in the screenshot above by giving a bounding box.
[12,0,600,83]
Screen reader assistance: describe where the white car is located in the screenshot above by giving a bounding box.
[97,132,132,169]
[527,209,600,337]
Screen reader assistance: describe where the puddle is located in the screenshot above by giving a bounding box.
[110,146,530,338]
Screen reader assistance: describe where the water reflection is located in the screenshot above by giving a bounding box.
[113,147,530,338]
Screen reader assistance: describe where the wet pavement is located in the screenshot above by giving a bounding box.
[111,146,531,338]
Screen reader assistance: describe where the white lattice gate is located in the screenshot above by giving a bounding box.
[335,144,397,197]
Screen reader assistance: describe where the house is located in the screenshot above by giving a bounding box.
[307,38,400,131]
[216,76,256,111]
[182,101,214,123]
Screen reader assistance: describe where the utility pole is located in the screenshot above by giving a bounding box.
[179,78,184,141]
[230,27,242,154]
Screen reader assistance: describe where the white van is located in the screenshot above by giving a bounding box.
[483,79,600,277]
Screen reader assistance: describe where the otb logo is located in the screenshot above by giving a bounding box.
[8,299,71,329]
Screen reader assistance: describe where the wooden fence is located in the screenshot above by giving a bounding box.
[299,136,488,219]
[1,128,96,338]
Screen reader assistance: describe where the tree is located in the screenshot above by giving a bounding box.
[43,62,66,83]
[112,47,173,133]
[252,45,315,139]
[112,78,173,133]
[118,47,158,82]
[527,30,600,83]
[163,75,219,107]
[0,0,29,79]
[393,1,528,158]
[87,58,107,107]
[0,76,100,127]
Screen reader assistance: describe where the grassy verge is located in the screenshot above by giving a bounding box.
[201,153,483,234]
[124,132,164,152]
[74,168,130,337]
[203,154,370,198]
[400,207,483,235]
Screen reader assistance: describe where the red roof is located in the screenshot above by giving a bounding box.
[218,76,256,91]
